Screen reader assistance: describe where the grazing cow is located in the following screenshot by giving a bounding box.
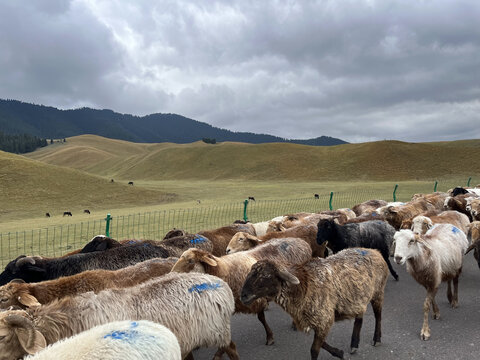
[314,194,320,199]
[248,197,256,201]
[45,213,50,218]
[84,210,91,214]
[128,181,134,185]
[63,212,72,217]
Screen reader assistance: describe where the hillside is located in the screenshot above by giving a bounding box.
[0,149,175,220]
[0,99,347,146]
[25,135,480,182]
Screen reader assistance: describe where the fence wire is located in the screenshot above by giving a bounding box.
[0,180,475,268]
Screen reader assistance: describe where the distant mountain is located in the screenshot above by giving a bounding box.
[0,99,347,146]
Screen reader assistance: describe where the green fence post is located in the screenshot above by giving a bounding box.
[433,181,438,192]
[329,192,334,211]
[467,177,472,187]
[393,184,398,202]
[243,200,249,222]
[105,213,112,237]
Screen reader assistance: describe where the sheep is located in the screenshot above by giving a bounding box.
[198,223,256,256]
[0,272,238,360]
[163,228,187,239]
[393,224,468,340]
[317,219,398,280]
[171,237,312,348]
[466,198,480,221]
[401,211,470,235]
[25,320,182,360]
[444,194,479,221]
[465,221,480,269]
[268,212,340,232]
[381,199,435,230]
[0,242,172,286]
[240,247,388,359]
[227,224,327,258]
[411,192,449,210]
[352,199,388,216]
[0,257,178,309]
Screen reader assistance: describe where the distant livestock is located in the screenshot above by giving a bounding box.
[83,209,91,214]
[63,211,72,217]
[110,179,114,183]
[248,196,256,201]
[128,181,134,186]
[314,194,319,199]
[45,213,50,218]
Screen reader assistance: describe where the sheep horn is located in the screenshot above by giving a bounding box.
[465,244,476,255]
[9,278,26,284]
[5,314,41,353]
[15,256,36,267]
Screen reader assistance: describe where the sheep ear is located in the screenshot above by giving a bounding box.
[278,269,300,285]
[414,234,421,242]
[465,244,476,255]
[16,328,46,354]
[201,254,217,267]
[246,234,259,242]
[18,293,41,307]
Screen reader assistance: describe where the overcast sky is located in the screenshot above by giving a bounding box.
[1,0,479,143]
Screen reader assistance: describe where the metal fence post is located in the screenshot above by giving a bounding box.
[467,177,472,187]
[434,181,438,192]
[243,200,249,222]
[105,213,112,237]
[393,184,399,202]
[329,192,334,211]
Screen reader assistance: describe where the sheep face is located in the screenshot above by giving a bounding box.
[0,311,47,360]
[170,249,216,273]
[411,216,433,235]
[316,219,335,245]
[468,199,480,220]
[393,230,422,265]
[240,260,299,306]
[0,256,47,286]
[466,222,480,268]
[226,232,258,254]
[0,280,39,310]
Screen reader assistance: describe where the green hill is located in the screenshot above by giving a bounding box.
[25,135,480,182]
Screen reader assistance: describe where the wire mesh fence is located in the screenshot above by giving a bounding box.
[0,180,475,268]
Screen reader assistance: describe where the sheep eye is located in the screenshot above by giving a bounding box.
[408,239,415,245]
[0,298,8,303]
[188,259,194,264]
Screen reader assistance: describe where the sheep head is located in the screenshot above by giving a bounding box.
[0,280,40,310]
[226,232,260,254]
[170,249,217,273]
[0,311,46,360]
[393,230,422,265]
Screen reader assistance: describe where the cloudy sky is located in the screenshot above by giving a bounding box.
[1,0,479,143]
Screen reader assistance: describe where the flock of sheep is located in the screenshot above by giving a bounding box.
[0,186,479,359]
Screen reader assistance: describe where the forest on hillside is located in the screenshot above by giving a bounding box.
[0,131,48,154]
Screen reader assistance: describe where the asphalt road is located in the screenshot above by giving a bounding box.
[193,252,480,360]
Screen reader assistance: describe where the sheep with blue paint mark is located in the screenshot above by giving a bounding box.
[25,320,181,360]
[0,272,238,360]
[394,224,468,340]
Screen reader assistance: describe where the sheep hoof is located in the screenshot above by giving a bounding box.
[350,347,358,354]
[371,340,381,347]
[450,301,458,308]
[433,313,440,320]
[421,331,430,341]
[266,338,275,346]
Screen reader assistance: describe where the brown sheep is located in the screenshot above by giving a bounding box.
[411,192,449,210]
[351,199,388,216]
[171,237,312,348]
[198,223,256,256]
[400,211,470,235]
[240,248,388,359]
[466,198,480,221]
[444,194,478,221]
[465,221,480,269]
[0,257,178,309]
[382,199,436,230]
[228,224,327,258]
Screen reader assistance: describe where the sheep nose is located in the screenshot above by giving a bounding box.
[226,249,231,254]
[394,256,403,264]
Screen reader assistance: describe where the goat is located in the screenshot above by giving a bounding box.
[171,238,312,349]
[25,320,182,360]
[394,224,468,340]
[317,219,398,280]
[0,272,238,360]
[465,221,480,269]
[228,224,327,258]
[240,248,388,359]
[0,257,178,309]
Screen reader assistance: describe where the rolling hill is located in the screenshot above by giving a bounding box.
[25,135,480,182]
[0,149,176,220]
[0,99,347,146]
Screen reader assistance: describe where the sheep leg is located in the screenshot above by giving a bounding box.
[257,310,274,345]
[220,341,239,360]
[184,352,194,360]
[383,252,399,281]
[451,274,460,308]
[350,317,363,353]
[371,297,383,346]
[421,289,437,341]
[311,328,344,360]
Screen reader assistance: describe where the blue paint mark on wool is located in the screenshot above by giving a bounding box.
[130,321,138,329]
[371,212,377,216]
[104,329,138,342]
[126,240,137,245]
[355,249,369,256]
[189,282,221,293]
[190,236,207,244]
[452,226,461,234]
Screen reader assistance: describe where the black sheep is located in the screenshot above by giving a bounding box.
[317,219,399,280]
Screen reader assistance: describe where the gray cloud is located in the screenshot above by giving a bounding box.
[0,0,479,142]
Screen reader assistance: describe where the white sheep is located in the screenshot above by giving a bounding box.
[394,224,468,340]
[26,320,181,360]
